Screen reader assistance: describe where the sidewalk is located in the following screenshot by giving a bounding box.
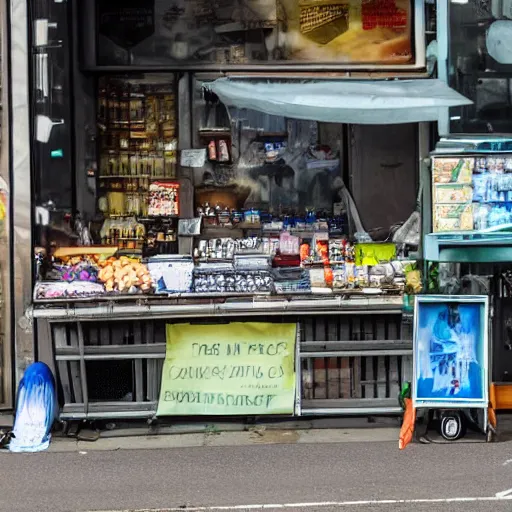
[2,413,402,453]
[5,412,512,453]
[47,426,401,453]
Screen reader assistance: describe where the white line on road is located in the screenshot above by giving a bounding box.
[93,494,512,512]
[496,488,512,498]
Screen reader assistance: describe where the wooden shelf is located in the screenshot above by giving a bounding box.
[198,130,231,138]
[99,175,177,181]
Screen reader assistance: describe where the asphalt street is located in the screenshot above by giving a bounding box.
[1,438,512,512]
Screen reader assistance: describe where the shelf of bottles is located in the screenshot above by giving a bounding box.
[97,75,178,217]
[97,75,179,255]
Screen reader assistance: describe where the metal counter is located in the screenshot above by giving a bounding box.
[32,295,412,420]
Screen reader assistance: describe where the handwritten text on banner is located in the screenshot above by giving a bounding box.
[156,322,297,416]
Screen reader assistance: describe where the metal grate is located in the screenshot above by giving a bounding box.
[299,314,412,415]
[49,312,412,419]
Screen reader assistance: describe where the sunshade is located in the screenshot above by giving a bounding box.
[208,78,472,124]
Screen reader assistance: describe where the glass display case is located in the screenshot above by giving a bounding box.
[432,153,512,233]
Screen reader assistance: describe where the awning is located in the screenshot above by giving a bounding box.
[208,78,472,125]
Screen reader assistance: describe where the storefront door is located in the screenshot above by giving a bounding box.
[349,123,418,234]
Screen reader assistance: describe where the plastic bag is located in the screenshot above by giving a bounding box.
[9,362,58,453]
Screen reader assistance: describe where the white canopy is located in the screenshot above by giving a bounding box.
[208,78,472,125]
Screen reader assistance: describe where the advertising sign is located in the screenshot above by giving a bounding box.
[96,0,423,69]
[157,322,297,416]
[413,295,489,409]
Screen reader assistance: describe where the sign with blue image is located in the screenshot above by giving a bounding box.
[413,295,489,409]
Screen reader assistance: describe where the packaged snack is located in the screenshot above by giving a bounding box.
[309,268,327,288]
[355,265,369,288]
[315,240,329,264]
[435,185,473,204]
[432,158,474,184]
[218,140,230,162]
[369,274,385,288]
[476,158,487,173]
[208,140,217,161]
[332,265,346,289]
[487,158,497,172]
[279,232,300,255]
[345,262,356,288]
[472,174,489,203]
[433,204,474,232]
[329,239,344,263]
[300,243,310,262]
[324,266,333,287]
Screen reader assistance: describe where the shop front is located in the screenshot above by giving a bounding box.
[24,0,471,420]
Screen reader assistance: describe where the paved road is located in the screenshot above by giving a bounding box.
[1,439,512,512]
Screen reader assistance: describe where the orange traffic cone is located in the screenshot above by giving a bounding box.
[399,398,416,450]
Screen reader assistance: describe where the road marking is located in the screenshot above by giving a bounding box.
[503,459,512,466]
[93,495,512,511]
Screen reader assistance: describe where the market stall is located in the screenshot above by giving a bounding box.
[29,77,472,421]
[25,0,472,420]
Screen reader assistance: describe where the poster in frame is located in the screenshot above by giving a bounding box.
[413,295,489,410]
[87,0,426,71]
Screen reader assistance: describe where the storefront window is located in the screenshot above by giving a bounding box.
[96,0,418,67]
[449,0,512,133]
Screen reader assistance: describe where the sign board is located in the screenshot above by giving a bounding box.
[180,149,207,168]
[95,0,425,70]
[157,322,297,416]
[413,295,489,409]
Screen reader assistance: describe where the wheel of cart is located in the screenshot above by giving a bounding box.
[434,408,495,442]
[437,409,466,441]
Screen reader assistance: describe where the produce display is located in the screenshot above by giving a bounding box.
[97,256,152,293]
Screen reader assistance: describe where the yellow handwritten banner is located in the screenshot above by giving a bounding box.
[156,322,297,416]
